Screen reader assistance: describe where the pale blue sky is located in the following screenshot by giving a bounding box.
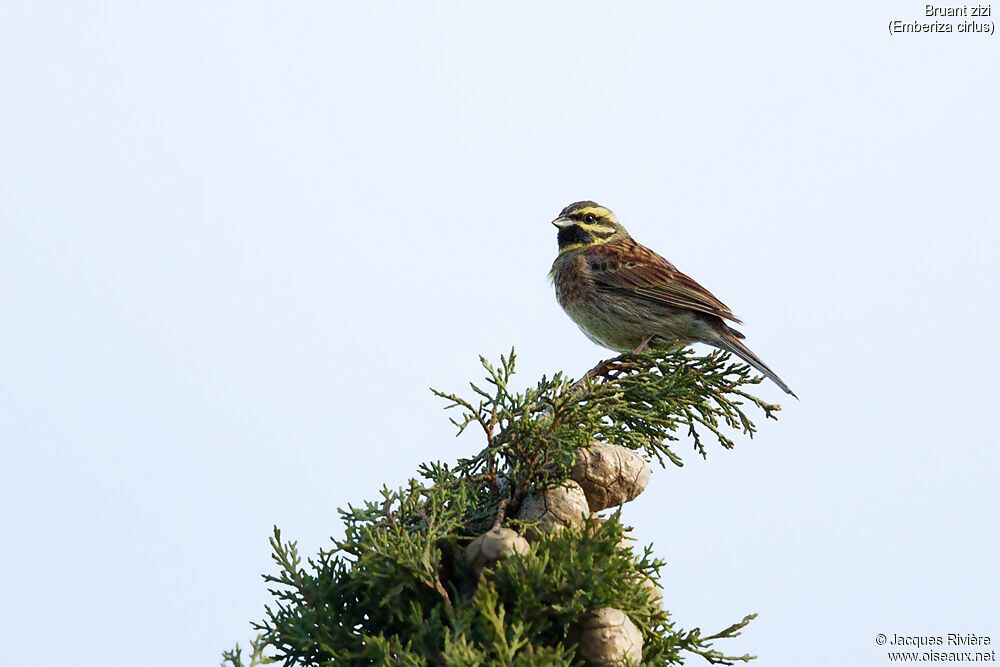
[1,2,997,665]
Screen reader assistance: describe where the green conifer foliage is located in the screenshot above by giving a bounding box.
[224,349,779,666]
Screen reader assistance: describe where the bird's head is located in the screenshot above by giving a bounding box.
[551,201,628,253]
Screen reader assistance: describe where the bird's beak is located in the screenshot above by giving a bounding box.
[551,216,575,230]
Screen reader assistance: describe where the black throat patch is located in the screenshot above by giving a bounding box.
[557,224,594,249]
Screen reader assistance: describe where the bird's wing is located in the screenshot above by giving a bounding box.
[589,241,742,324]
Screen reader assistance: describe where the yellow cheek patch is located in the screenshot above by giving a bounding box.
[577,223,617,237]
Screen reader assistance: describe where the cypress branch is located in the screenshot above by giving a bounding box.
[224,348,780,666]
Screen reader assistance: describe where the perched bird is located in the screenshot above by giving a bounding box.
[549,201,796,397]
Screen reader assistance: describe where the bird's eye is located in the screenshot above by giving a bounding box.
[585,213,596,223]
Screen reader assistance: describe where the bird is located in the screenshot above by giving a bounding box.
[549,200,796,397]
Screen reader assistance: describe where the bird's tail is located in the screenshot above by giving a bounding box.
[714,331,797,398]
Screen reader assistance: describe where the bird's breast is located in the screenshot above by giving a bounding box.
[552,255,594,308]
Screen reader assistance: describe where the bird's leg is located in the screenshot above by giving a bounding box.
[632,335,655,354]
[550,342,657,408]
[582,338,654,389]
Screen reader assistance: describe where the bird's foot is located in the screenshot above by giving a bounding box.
[571,357,617,391]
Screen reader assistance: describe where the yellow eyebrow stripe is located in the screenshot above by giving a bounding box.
[572,206,617,222]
